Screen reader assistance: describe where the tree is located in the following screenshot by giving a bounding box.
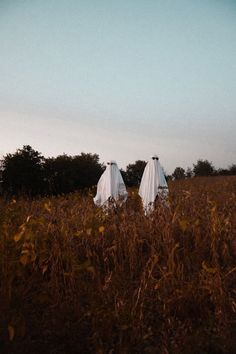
[193,159,214,177]
[216,168,229,176]
[44,153,104,194]
[228,164,236,175]
[214,164,236,176]
[0,160,3,195]
[186,167,193,178]
[172,167,185,180]
[125,160,146,187]
[44,154,75,194]
[72,153,104,190]
[2,145,45,196]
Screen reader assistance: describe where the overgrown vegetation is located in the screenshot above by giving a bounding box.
[0,176,235,353]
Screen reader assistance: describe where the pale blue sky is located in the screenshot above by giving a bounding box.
[0,0,236,172]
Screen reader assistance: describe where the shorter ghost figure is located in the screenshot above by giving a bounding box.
[93,160,128,208]
[139,155,169,214]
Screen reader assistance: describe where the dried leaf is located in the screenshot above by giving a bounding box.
[20,254,29,266]
[202,261,217,274]
[26,215,32,223]
[179,219,188,232]
[8,325,14,341]
[14,232,23,242]
[44,202,51,213]
[75,230,83,237]
[42,265,48,274]
[86,228,92,236]
[98,226,105,233]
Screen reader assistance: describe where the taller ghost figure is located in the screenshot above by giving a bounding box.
[93,160,128,207]
[139,155,169,214]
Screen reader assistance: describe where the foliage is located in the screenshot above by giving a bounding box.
[2,145,45,196]
[229,164,236,175]
[193,159,215,176]
[44,153,103,195]
[1,146,104,197]
[217,164,236,177]
[124,160,146,186]
[0,176,235,353]
[172,166,185,180]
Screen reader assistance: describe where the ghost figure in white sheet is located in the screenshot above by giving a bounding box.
[93,160,128,207]
[139,155,169,214]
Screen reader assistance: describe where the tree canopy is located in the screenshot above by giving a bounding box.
[193,159,215,177]
[172,167,185,180]
[2,145,45,196]
[124,160,146,187]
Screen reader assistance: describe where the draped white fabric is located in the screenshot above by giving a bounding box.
[139,156,168,214]
[93,161,128,207]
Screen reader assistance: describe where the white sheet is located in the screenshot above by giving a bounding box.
[94,160,128,207]
[139,156,168,214]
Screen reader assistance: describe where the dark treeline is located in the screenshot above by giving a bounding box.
[0,146,103,197]
[0,145,235,197]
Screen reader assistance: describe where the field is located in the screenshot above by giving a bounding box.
[0,176,235,353]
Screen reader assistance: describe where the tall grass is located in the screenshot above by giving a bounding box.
[0,176,235,353]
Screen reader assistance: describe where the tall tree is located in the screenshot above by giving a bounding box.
[2,145,45,196]
[44,154,75,194]
[44,153,104,194]
[228,164,236,175]
[172,167,185,180]
[72,153,104,190]
[0,160,3,194]
[193,159,215,177]
[125,160,146,187]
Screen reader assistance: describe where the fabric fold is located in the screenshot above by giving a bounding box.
[139,155,168,214]
[94,160,128,207]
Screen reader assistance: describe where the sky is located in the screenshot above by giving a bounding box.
[0,0,236,173]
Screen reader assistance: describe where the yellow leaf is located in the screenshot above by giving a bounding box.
[21,249,29,255]
[98,226,105,233]
[202,261,217,274]
[13,225,25,242]
[179,219,188,232]
[42,265,48,274]
[44,202,51,213]
[75,260,91,272]
[31,253,37,262]
[195,219,200,226]
[20,254,29,266]
[211,205,217,213]
[86,228,92,236]
[26,215,32,223]
[75,230,83,237]
[8,325,14,341]
[14,232,23,242]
